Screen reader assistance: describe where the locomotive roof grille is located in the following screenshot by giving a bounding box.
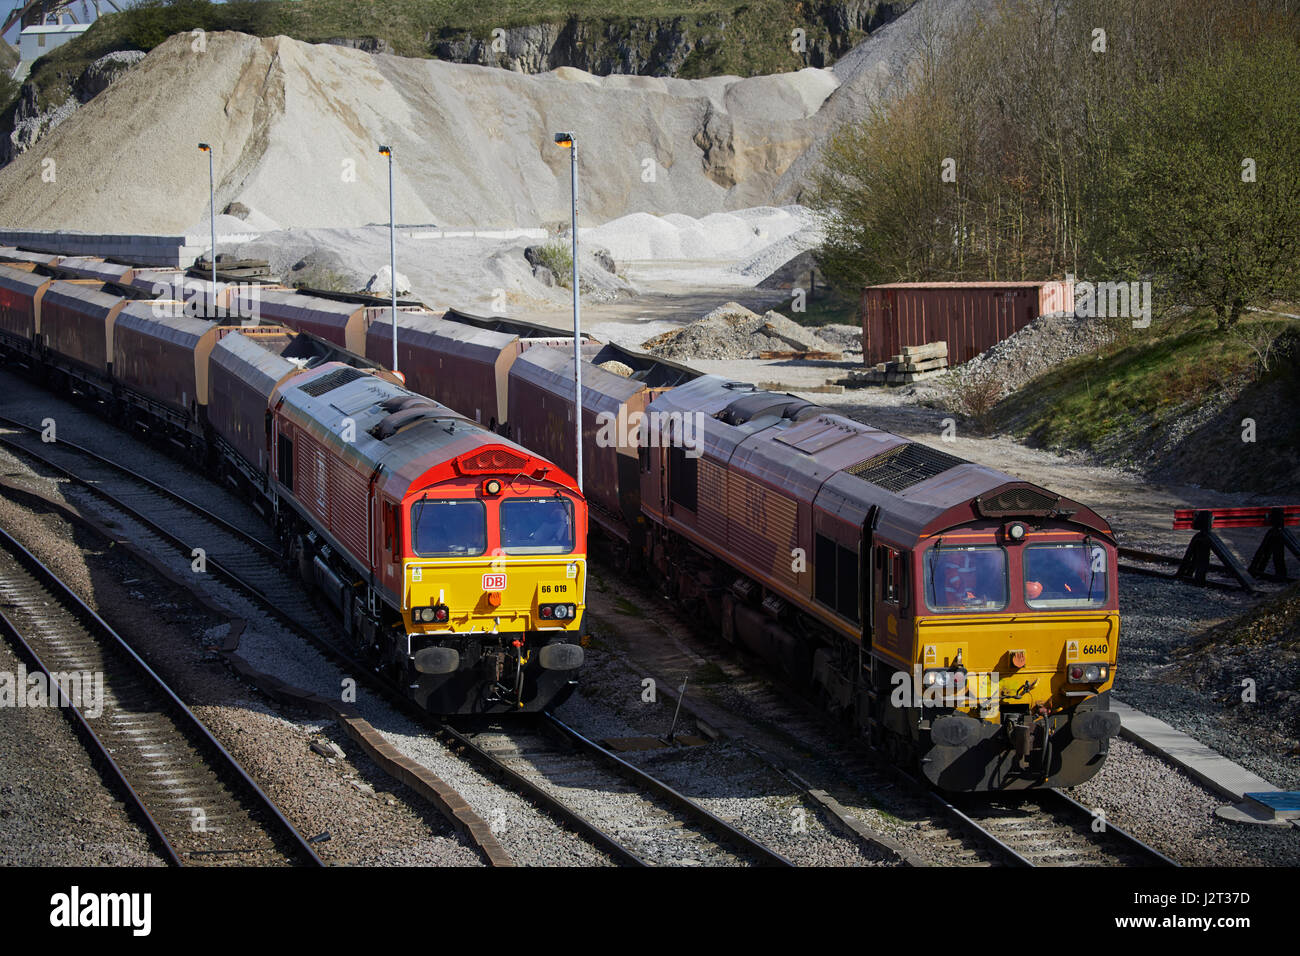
[458,448,531,474]
[975,487,1062,517]
[298,366,366,397]
[845,442,965,493]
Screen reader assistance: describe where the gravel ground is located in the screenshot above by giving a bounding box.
[0,488,484,867]
[0,629,164,867]
[554,636,894,865]
[1071,739,1300,866]
[626,743,888,866]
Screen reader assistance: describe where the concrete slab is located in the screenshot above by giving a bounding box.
[1214,792,1300,827]
[1112,697,1278,802]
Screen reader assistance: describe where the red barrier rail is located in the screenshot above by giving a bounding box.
[1165,507,1300,591]
[1173,506,1300,530]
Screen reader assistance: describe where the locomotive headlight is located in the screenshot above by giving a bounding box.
[1007,522,1026,542]
[553,604,569,620]
[418,607,435,623]
[483,479,502,495]
[922,669,965,689]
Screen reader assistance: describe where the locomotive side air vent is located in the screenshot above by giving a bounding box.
[845,442,965,493]
[298,366,365,397]
[975,486,1061,517]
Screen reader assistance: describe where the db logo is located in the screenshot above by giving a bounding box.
[483,573,507,591]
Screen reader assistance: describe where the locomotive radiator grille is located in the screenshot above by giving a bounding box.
[298,366,366,397]
[845,442,965,493]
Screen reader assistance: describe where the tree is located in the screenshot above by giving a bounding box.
[1093,38,1300,328]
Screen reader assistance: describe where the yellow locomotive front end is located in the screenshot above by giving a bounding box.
[388,450,588,714]
[403,554,586,645]
[898,526,1122,790]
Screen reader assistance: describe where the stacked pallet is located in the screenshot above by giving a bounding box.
[841,341,948,386]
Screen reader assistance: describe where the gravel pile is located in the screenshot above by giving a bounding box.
[1170,582,1300,772]
[587,208,814,264]
[1111,573,1300,793]
[813,323,864,352]
[641,301,841,360]
[958,311,1115,391]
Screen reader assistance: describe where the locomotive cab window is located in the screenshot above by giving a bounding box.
[411,499,487,557]
[924,545,1008,613]
[1023,543,1108,608]
[501,497,574,554]
[814,533,860,623]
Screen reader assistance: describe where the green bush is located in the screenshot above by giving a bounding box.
[535,239,574,289]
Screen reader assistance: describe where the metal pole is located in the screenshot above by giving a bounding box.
[208,148,216,299]
[387,150,399,375]
[569,140,583,493]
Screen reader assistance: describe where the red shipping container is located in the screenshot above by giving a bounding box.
[860,280,1074,365]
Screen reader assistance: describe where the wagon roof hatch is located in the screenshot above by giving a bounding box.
[773,415,875,454]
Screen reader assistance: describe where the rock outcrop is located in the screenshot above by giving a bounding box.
[3,50,145,164]
[429,2,912,76]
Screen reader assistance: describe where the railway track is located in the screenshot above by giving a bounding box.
[0,416,523,865]
[0,522,322,866]
[938,787,1179,867]
[590,570,1184,867]
[441,713,794,867]
[0,416,795,866]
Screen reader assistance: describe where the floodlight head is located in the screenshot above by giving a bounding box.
[378,145,392,156]
[554,132,574,148]
[198,143,211,152]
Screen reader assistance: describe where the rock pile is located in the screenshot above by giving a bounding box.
[641,302,841,360]
[959,311,1115,392]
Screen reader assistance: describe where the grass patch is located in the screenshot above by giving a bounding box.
[533,239,573,289]
[690,661,729,685]
[995,311,1298,451]
[289,267,357,293]
[612,596,643,618]
[785,288,859,328]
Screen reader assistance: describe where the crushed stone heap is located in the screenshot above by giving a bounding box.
[641,301,841,360]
